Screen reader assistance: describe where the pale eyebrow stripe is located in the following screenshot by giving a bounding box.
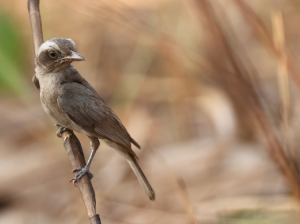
[38,41,59,53]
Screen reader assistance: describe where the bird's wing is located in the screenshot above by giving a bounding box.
[57,82,132,149]
[32,74,40,90]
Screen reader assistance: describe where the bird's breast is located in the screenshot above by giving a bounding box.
[38,73,71,126]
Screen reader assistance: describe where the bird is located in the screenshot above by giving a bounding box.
[33,37,155,200]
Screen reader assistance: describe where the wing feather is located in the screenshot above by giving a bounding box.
[57,82,132,149]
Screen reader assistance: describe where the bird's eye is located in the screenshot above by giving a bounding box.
[48,51,57,59]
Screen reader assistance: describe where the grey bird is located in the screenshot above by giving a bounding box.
[33,38,155,200]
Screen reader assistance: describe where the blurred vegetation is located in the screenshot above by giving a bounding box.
[0,12,30,97]
[220,210,299,224]
[0,0,300,224]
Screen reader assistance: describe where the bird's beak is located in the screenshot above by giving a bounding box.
[63,50,85,62]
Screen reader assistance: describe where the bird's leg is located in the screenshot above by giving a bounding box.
[71,136,99,185]
[55,124,71,138]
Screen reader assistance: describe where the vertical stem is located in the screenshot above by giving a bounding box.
[62,131,97,218]
[28,0,44,54]
[272,10,291,151]
[27,0,101,223]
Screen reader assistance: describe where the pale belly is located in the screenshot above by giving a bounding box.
[39,75,88,135]
[41,96,70,126]
[40,92,91,136]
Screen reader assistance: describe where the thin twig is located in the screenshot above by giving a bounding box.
[27,0,101,223]
[155,153,197,224]
[233,0,300,93]
[28,0,44,54]
[272,10,291,152]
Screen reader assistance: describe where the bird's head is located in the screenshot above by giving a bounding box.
[35,38,84,72]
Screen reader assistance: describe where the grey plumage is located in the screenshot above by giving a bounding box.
[34,38,155,200]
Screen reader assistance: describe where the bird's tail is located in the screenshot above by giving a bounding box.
[125,154,155,200]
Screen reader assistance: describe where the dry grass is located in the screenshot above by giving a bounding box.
[1,0,300,223]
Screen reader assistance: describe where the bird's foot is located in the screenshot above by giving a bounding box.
[55,124,70,138]
[70,166,93,186]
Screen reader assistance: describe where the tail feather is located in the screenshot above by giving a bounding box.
[126,154,155,200]
[130,136,141,149]
[103,139,154,200]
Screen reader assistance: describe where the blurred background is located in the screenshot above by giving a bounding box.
[1,0,300,223]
